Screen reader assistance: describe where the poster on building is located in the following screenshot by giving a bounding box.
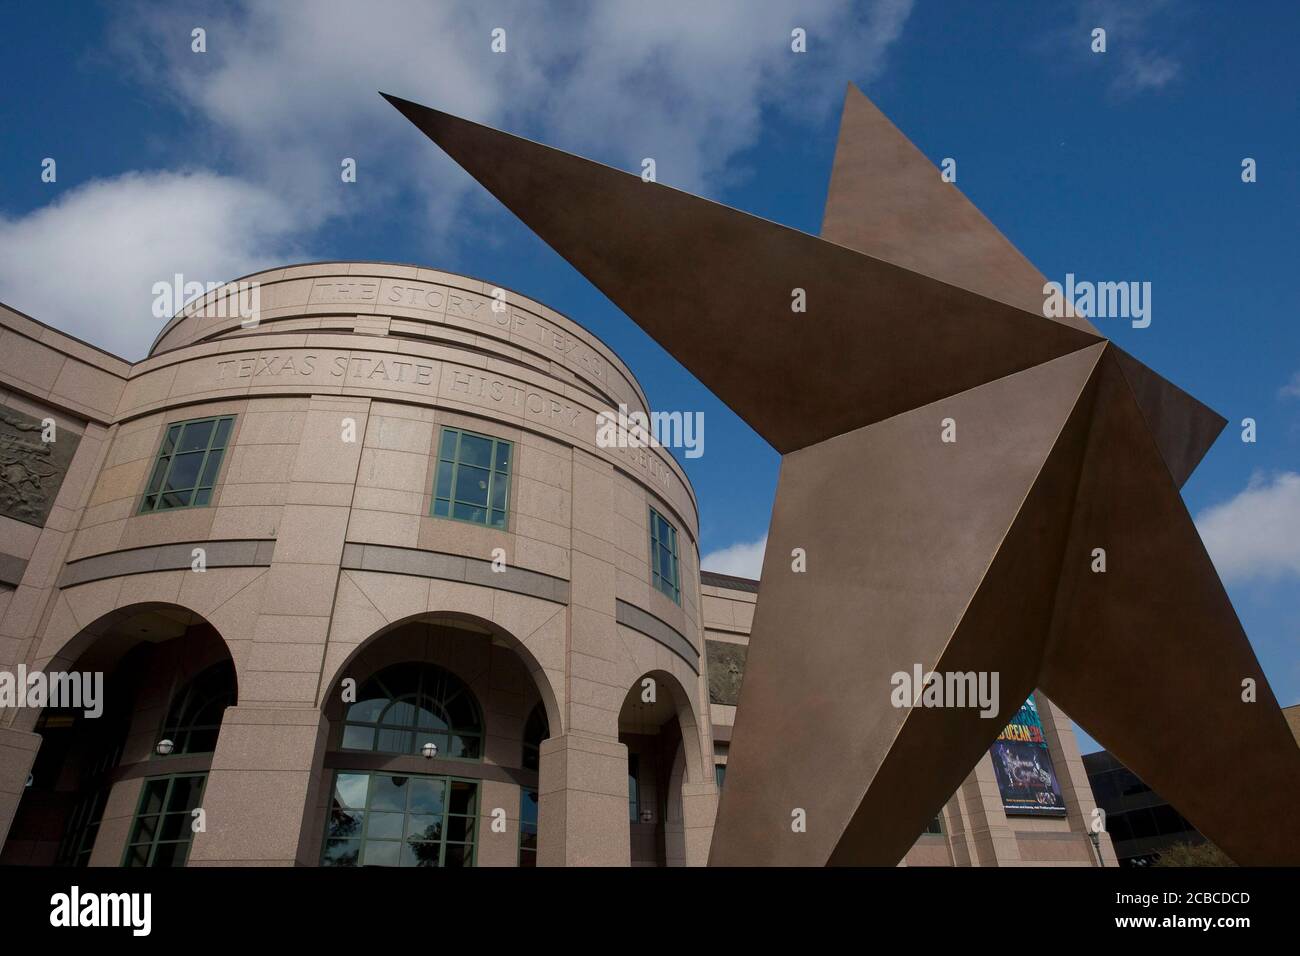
[988,694,1067,816]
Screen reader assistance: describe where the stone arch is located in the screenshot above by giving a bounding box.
[1,601,238,866]
[619,667,709,867]
[320,609,562,739]
[622,668,706,784]
[28,565,267,695]
[11,601,238,735]
[310,611,558,868]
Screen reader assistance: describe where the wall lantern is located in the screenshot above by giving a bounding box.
[421,741,438,759]
[156,739,175,756]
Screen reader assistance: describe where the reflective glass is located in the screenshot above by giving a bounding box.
[177,419,215,452]
[431,428,513,528]
[363,840,400,867]
[321,771,477,868]
[408,777,445,815]
[458,433,492,468]
[434,461,454,498]
[322,839,360,866]
[366,812,405,840]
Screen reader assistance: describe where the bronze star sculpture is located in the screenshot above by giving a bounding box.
[384,84,1300,866]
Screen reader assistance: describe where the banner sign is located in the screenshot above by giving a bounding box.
[989,694,1067,816]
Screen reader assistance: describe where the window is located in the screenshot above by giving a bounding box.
[925,816,943,835]
[628,754,640,823]
[123,774,206,867]
[715,763,726,789]
[159,661,236,756]
[519,788,539,867]
[322,771,478,868]
[649,506,681,604]
[57,788,109,867]
[431,427,512,528]
[522,702,548,772]
[140,416,234,513]
[340,663,483,759]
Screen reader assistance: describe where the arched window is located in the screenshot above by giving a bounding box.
[341,663,483,759]
[522,702,549,772]
[159,660,236,756]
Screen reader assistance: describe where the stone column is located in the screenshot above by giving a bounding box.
[942,794,976,866]
[188,705,328,866]
[87,776,143,867]
[680,780,716,866]
[537,733,629,866]
[476,778,523,867]
[1038,692,1118,866]
[0,726,40,852]
[189,397,369,865]
[531,449,633,865]
[959,755,1022,865]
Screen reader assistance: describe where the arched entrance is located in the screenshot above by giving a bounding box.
[1,603,236,867]
[618,669,705,867]
[310,614,555,867]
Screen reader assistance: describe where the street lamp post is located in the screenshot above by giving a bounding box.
[1089,830,1105,867]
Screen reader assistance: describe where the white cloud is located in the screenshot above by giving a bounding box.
[1196,472,1300,581]
[0,172,309,359]
[3,0,913,358]
[115,0,911,197]
[702,534,767,579]
[1279,372,1300,400]
[1049,0,1182,96]
[1115,50,1180,92]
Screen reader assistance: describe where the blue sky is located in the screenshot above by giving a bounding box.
[1,1,1297,750]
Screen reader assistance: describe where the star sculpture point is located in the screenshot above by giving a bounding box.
[385,84,1300,866]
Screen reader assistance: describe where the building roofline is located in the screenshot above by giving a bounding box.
[701,569,760,592]
[146,259,651,394]
[0,299,133,366]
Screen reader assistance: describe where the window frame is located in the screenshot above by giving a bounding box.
[138,415,235,514]
[649,506,681,604]
[121,773,207,868]
[519,787,539,868]
[521,701,549,773]
[430,426,513,529]
[628,753,641,823]
[339,663,485,761]
[320,769,480,868]
[156,660,237,758]
[56,787,110,867]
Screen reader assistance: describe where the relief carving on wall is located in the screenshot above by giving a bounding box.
[0,404,80,527]
[706,640,748,706]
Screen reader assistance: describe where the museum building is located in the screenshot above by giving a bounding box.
[0,262,1115,866]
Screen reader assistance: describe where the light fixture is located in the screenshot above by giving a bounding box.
[1088,830,1105,867]
[421,741,438,759]
[156,738,175,756]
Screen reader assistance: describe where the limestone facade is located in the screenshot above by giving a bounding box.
[0,262,713,867]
